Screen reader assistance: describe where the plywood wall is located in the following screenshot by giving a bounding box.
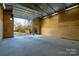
[0,5,3,39]
[3,11,14,38]
[41,7,79,40]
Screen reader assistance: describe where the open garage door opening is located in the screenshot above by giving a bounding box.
[14,18,32,36]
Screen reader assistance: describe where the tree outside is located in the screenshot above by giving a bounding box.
[14,18,32,35]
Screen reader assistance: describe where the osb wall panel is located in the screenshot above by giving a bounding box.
[58,7,79,40]
[0,5,3,39]
[41,7,79,40]
[41,15,60,37]
[58,20,79,40]
[3,11,13,38]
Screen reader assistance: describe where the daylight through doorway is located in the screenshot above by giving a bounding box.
[14,18,32,36]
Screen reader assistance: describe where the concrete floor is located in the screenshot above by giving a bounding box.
[0,35,79,56]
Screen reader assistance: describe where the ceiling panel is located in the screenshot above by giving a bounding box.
[48,3,65,12]
[13,4,43,20]
[13,3,78,20]
[38,4,55,14]
[65,3,76,7]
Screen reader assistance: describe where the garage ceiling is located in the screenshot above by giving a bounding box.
[11,3,78,20]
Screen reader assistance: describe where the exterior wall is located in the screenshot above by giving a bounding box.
[3,11,14,38]
[0,4,3,39]
[41,7,79,40]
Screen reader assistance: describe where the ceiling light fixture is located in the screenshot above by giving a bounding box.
[10,18,13,20]
[43,12,58,19]
[51,12,58,16]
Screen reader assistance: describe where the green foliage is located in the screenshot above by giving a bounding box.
[18,29,26,33]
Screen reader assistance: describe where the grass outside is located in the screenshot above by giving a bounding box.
[0,36,2,39]
[14,30,30,35]
[14,32,27,36]
[14,32,26,35]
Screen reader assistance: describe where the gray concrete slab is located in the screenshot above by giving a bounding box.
[0,35,79,56]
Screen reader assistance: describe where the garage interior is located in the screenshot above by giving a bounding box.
[0,3,79,56]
